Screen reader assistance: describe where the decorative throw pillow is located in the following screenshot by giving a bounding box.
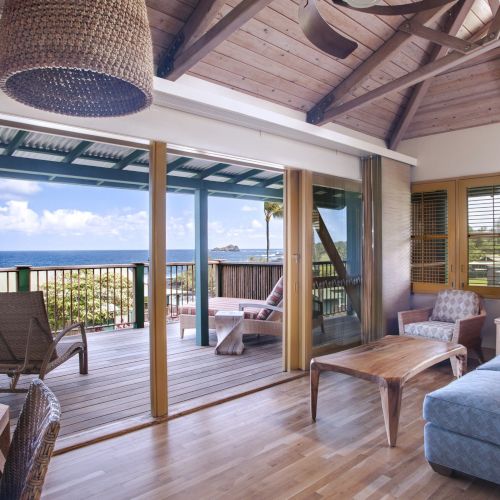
[257,276,284,321]
[430,289,480,323]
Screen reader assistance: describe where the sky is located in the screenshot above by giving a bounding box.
[0,179,284,250]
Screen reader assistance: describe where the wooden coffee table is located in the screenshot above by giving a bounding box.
[310,335,467,447]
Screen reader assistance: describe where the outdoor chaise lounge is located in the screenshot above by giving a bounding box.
[179,277,285,339]
[0,291,88,393]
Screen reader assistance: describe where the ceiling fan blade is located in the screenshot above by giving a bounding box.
[299,0,358,59]
[331,0,456,16]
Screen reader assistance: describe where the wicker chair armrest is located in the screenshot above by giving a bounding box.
[238,302,283,313]
[397,308,432,334]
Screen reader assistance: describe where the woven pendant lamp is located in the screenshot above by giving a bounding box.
[0,0,154,117]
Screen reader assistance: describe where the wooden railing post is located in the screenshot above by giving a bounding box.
[133,263,145,329]
[216,261,223,297]
[16,265,31,292]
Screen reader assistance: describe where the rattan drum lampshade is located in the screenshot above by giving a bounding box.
[0,0,154,117]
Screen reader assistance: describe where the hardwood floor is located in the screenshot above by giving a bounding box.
[0,323,285,447]
[43,362,500,499]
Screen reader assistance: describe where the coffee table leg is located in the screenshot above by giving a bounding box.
[379,380,403,447]
[310,361,321,422]
[454,353,467,378]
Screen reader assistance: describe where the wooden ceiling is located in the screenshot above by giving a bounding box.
[147,0,500,149]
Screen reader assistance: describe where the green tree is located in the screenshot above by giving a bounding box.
[46,270,134,332]
[264,201,283,262]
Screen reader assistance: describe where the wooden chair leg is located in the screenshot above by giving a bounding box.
[475,345,485,364]
[429,461,454,477]
[79,349,88,375]
[310,362,321,422]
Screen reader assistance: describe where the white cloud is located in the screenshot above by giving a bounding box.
[0,180,41,200]
[0,200,149,240]
[241,205,257,212]
[251,219,263,229]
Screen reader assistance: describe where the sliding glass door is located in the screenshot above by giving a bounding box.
[311,173,362,355]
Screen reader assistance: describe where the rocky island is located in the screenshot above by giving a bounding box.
[211,244,240,252]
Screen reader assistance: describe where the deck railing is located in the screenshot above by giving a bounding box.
[0,260,351,333]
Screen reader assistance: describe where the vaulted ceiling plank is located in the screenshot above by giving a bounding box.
[488,4,500,34]
[488,0,499,16]
[163,0,274,81]
[322,34,500,122]
[389,0,475,149]
[306,3,455,126]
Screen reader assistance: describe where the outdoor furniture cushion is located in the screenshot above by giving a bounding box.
[430,289,480,323]
[424,369,500,447]
[403,321,455,341]
[257,276,284,321]
[179,297,262,320]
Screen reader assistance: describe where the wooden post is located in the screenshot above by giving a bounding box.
[16,265,31,292]
[284,169,301,370]
[133,263,145,329]
[149,141,168,418]
[195,188,209,346]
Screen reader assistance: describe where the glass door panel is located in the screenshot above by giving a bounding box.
[312,174,362,354]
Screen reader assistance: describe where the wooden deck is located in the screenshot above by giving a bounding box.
[0,323,285,445]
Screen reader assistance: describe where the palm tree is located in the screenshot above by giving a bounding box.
[264,201,283,262]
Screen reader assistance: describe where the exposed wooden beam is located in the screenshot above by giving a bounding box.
[112,149,147,170]
[157,0,226,78]
[307,3,456,126]
[3,130,28,156]
[164,0,273,81]
[390,0,475,149]
[399,20,478,53]
[488,5,500,35]
[63,141,93,163]
[322,34,500,123]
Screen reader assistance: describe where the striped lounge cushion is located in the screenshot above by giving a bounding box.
[179,297,262,320]
[257,276,284,321]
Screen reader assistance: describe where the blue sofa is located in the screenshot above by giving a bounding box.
[423,356,500,485]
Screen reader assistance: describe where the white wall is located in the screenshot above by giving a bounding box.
[399,124,500,350]
[399,122,500,182]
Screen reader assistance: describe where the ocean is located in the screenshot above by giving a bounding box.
[0,249,284,268]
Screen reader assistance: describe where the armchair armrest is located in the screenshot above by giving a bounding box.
[454,312,486,346]
[40,322,86,377]
[238,302,283,314]
[398,308,432,334]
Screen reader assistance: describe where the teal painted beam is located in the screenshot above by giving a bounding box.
[3,130,29,156]
[63,141,93,163]
[0,156,283,199]
[167,157,191,173]
[195,189,209,346]
[228,168,263,184]
[258,174,283,187]
[195,162,230,179]
[112,149,147,170]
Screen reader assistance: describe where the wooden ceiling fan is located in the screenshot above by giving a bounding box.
[298,0,457,59]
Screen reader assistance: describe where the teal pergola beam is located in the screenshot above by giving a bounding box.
[3,130,29,156]
[0,156,283,200]
[196,162,230,179]
[195,188,209,346]
[113,149,147,170]
[167,157,191,173]
[63,141,93,163]
[228,168,263,184]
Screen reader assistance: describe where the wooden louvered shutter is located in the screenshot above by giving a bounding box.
[411,182,456,293]
[459,176,500,297]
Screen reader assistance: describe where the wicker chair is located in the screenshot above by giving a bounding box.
[0,292,88,393]
[0,379,61,500]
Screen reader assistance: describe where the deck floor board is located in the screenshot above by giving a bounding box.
[0,323,283,439]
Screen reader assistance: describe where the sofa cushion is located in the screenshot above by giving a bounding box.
[430,289,479,323]
[424,370,500,447]
[257,276,284,321]
[477,355,500,372]
[404,321,455,341]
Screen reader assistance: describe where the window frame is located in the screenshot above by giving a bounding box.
[411,181,456,294]
[458,175,500,299]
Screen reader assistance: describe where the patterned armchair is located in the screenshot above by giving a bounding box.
[398,290,486,370]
